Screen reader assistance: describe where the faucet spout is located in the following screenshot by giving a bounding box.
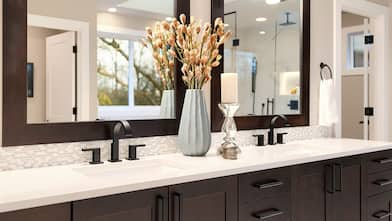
[110,121,132,162]
[268,115,289,145]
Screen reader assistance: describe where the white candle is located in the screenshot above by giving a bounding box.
[221,73,238,104]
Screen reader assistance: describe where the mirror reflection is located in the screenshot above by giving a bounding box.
[27,0,176,124]
[224,0,301,116]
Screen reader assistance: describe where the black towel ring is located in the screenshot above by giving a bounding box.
[320,62,333,80]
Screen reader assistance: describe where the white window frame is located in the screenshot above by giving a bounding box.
[97,26,161,120]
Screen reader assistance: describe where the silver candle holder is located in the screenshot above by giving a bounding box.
[218,103,241,160]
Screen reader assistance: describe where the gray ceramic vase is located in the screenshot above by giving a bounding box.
[160,90,175,119]
[178,89,211,156]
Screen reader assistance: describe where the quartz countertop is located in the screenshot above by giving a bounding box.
[0,138,391,213]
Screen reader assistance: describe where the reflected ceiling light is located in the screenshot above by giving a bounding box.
[108,7,117,13]
[224,23,229,27]
[256,17,267,22]
[259,31,266,35]
[266,0,281,5]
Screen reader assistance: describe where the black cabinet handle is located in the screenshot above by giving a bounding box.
[326,164,342,193]
[156,196,164,221]
[173,193,182,221]
[335,164,342,192]
[253,209,284,220]
[373,211,392,219]
[254,181,284,190]
[374,179,392,187]
[374,158,392,164]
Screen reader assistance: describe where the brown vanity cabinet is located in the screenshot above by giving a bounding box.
[73,187,169,221]
[169,176,238,221]
[292,161,327,221]
[4,150,392,221]
[0,203,71,221]
[325,157,362,221]
[292,157,362,221]
[72,177,238,221]
[239,168,291,221]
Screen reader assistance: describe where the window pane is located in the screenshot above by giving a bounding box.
[97,37,130,106]
[348,32,364,69]
[132,42,162,106]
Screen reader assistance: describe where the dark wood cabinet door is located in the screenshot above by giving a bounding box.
[292,162,327,221]
[169,176,238,221]
[326,157,362,221]
[73,187,168,221]
[0,203,71,221]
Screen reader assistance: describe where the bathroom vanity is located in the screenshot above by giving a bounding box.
[1,139,392,221]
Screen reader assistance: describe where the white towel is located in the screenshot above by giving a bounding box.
[319,79,338,126]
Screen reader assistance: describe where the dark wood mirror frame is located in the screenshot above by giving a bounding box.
[210,0,310,132]
[2,0,190,146]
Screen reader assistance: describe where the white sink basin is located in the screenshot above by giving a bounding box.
[73,159,185,178]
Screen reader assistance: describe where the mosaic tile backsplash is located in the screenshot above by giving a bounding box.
[0,126,332,171]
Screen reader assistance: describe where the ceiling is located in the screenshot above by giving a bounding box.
[224,0,300,35]
[96,0,174,20]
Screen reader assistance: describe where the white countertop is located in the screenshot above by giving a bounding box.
[0,138,391,213]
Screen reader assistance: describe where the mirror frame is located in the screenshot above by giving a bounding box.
[2,0,190,146]
[210,0,310,131]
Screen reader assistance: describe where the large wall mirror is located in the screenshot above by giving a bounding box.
[3,0,189,146]
[211,0,310,131]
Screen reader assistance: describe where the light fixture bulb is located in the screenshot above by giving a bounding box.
[256,17,267,22]
[224,23,229,27]
[259,31,266,35]
[266,0,281,5]
[165,17,175,22]
[108,7,117,13]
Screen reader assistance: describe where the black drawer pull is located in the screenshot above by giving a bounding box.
[373,211,392,219]
[173,192,182,221]
[156,196,164,221]
[253,209,284,220]
[374,158,392,164]
[254,181,284,190]
[374,179,392,187]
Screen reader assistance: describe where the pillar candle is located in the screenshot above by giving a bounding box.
[221,73,238,104]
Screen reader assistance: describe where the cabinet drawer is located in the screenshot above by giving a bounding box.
[239,194,290,221]
[239,168,291,200]
[368,170,392,196]
[367,151,392,174]
[367,192,392,221]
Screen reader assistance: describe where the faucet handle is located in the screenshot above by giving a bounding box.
[277,133,288,144]
[127,144,146,161]
[253,134,265,146]
[82,148,103,165]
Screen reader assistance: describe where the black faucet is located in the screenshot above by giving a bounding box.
[109,120,132,162]
[268,115,290,145]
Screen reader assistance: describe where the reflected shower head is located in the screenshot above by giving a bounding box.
[280,12,296,26]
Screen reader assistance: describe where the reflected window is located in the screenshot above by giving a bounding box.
[347,32,365,69]
[97,34,163,120]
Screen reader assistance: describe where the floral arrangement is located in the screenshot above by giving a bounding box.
[143,14,231,90]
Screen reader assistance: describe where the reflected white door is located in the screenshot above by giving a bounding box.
[46,31,76,123]
[341,19,373,140]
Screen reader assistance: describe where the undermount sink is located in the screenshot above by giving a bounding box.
[73,159,185,178]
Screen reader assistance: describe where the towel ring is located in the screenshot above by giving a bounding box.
[320,62,333,80]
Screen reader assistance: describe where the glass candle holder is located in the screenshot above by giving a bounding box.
[218,103,241,160]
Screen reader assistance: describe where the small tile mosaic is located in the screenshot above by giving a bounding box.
[0,126,332,171]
